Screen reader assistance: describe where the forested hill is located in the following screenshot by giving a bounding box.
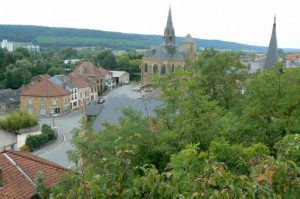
[0,24,298,52]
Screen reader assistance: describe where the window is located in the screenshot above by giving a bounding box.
[153,65,158,73]
[40,97,45,105]
[51,107,60,115]
[144,63,148,72]
[28,105,33,113]
[52,98,57,105]
[40,106,46,115]
[28,97,33,105]
[161,65,166,74]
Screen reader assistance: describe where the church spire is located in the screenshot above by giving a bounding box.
[264,16,278,70]
[164,6,175,46]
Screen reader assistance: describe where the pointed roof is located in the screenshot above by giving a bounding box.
[163,7,175,45]
[182,34,196,44]
[0,151,68,199]
[264,16,278,70]
[73,61,112,76]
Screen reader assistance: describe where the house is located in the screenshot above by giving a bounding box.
[20,77,71,116]
[1,39,14,52]
[68,73,98,106]
[284,53,300,68]
[111,71,130,85]
[0,125,41,151]
[0,89,20,113]
[72,61,113,92]
[0,150,68,198]
[50,75,79,110]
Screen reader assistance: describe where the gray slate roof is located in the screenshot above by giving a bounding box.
[86,103,104,117]
[144,7,194,61]
[50,75,76,90]
[264,17,278,70]
[164,7,175,44]
[144,45,189,61]
[0,89,20,106]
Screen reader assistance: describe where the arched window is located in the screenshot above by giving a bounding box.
[153,64,158,73]
[161,65,166,74]
[172,64,175,72]
[144,63,148,72]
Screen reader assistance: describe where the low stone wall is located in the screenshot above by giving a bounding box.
[16,125,39,135]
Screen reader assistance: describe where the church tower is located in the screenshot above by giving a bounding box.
[264,16,278,70]
[164,7,176,55]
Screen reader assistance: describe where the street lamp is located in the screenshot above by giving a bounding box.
[141,94,151,117]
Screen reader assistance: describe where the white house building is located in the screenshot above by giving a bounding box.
[111,71,130,86]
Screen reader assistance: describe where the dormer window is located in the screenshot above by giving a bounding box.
[79,66,86,75]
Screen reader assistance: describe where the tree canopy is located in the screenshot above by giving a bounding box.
[36,49,300,198]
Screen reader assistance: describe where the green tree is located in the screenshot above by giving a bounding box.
[239,67,300,150]
[193,49,248,110]
[102,53,116,69]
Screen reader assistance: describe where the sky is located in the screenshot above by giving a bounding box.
[1,0,300,48]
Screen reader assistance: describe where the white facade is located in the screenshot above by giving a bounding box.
[286,59,300,68]
[23,45,40,53]
[111,71,130,85]
[0,127,41,150]
[70,88,79,109]
[64,59,80,65]
[1,40,14,52]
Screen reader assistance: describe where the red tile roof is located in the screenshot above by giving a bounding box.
[98,65,112,76]
[73,61,112,76]
[68,73,96,88]
[21,78,70,97]
[285,53,300,60]
[0,151,68,199]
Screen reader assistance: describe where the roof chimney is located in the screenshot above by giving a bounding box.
[0,167,3,187]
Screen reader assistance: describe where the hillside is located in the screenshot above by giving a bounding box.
[0,24,298,52]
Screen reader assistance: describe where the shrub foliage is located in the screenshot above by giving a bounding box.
[26,124,57,151]
[0,110,38,132]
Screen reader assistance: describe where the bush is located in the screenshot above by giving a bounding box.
[25,124,57,151]
[275,134,300,165]
[0,110,38,132]
[19,145,29,152]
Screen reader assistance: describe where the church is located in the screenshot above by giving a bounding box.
[141,8,197,85]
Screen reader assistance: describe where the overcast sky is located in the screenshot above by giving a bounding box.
[1,0,299,48]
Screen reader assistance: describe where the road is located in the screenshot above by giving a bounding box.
[34,110,81,168]
[34,84,162,167]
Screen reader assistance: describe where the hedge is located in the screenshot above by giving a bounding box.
[25,124,57,151]
[0,110,38,132]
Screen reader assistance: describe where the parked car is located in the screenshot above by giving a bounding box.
[97,98,105,104]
